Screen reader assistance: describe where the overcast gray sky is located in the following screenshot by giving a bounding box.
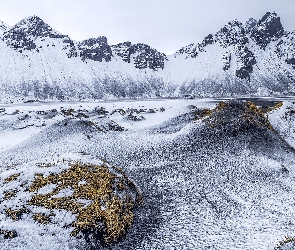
[0,0,294,54]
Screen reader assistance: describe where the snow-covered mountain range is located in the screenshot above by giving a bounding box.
[0,12,294,102]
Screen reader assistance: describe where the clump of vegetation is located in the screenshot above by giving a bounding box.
[199,101,273,132]
[5,208,30,221]
[0,229,17,239]
[4,190,18,200]
[194,108,212,120]
[215,101,227,111]
[267,102,283,113]
[32,213,52,224]
[24,162,142,245]
[275,236,295,249]
[4,173,21,183]
[194,101,227,120]
[244,101,273,129]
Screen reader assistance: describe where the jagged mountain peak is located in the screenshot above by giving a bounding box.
[2,15,68,51]
[257,11,280,26]
[250,11,284,49]
[215,19,248,47]
[244,18,257,34]
[79,36,108,47]
[174,18,248,59]
[112,41,167,70]
[226,19,244,28]
[217,19,245,36]
[10,15,64,38]
[0,20,10,34]
[16,15,45,26]
[78,36,112,62]
[173,11,293,81]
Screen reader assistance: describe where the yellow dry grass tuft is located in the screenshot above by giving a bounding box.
[32,213,52,224]
[0,229,17,239]
[5,208,30,221]
[193,108,212,120]
[267,102,283,113]
[4,173,20,183]
[4,190,18,200]
[194,101,227,120]
[245,101,265,116]
[275,236,295,249]
[27,161,142,245]
[244,101,273,129]
[215,101,227,111]
[200,101,274,131]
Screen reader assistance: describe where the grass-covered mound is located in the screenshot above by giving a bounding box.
[0,157,143,247]
[195,101,275,134]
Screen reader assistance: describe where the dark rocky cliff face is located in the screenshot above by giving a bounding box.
[250,12,284,49]
[78,37,112,62]
[173,11,291,81]
[175,19,256,80]
[215,21,256,79]
[111,42,133,63]
[112,42,167,70]
[2,15,77,57]
[131,43,167,70]
[4,16,65,41]
[215,20,248,47]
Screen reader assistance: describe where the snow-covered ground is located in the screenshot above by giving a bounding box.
[0,98,295,250]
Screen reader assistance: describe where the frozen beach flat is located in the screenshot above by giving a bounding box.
[0,98,295,250]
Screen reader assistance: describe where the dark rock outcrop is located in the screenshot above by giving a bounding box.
[222,51,231,71]
[250,12,284,49]
[215,20,248,47]
[3,15,76,56]
[111,41,133,63]
[235,45,256,79]
[112,42,167,70]
[78,36,112,62]
[244,18,257,34]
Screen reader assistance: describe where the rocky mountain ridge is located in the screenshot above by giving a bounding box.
[175,12,289,80]
[0,12,294,102]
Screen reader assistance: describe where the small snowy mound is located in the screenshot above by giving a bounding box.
[0,157,143,249]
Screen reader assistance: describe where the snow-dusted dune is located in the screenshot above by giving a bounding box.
[0,99,295,249]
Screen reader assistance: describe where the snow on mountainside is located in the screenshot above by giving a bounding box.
[0,21,10,36]
[0,12,294,102]
[173,12,295,96]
